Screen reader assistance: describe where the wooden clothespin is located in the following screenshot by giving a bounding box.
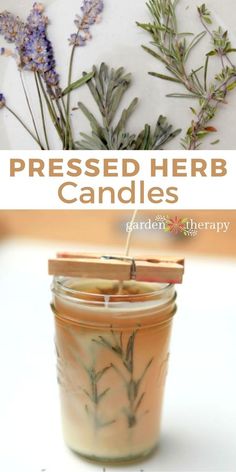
[48,252,185,284]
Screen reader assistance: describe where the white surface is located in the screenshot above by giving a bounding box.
[0,0,236,150]
[0,150,235,210]
[0,239,236,472]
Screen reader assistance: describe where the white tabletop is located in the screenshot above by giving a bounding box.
[0,239,236,472]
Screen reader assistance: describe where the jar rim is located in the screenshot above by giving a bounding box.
[52,276,174,303]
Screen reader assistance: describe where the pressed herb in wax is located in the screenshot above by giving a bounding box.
[137,0,236,149]
[92,329,154,429]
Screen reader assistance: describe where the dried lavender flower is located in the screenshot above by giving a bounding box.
[0,11,24,44]
[0,3,60,93]
[0,92,6,109]
[68,33,86,47]
[20,3,60,91]
[69,0,104,47]
[0,46,16,58]
[26,2,48,31]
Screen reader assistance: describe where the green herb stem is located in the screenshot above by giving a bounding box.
[19,72,44,150]
[6,105,45,149]
[66,44,77,149]
[36,73,65,147]
[34,73,50,150]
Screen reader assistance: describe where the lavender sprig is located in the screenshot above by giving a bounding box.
[0,2,96,149]
[69,0,104,47]
[0,4,60,95]
[21,3,60,96]
[65,0,104,149]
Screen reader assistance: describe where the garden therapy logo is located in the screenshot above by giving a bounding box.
[126,216,230,237]
[155,215,197,237]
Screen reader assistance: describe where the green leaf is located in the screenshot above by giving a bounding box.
[95,365,112,382]
[196,131,209,138]
[114,97,139,135]
[140,124,151,150]
[62,71,94,96]
[166,93,200,98]
[127,379,139,403]
[138,358,153,384]
[97,388,110,402]
[190,107,197,115]
[125,331,137,372]
[142,45,168,65]
[78,102,103,136]
[149,72,182,83]
[99,418,116,428]
[86,70,105,116]
[226,82,236,91]
[78,132,107,150]
[134,393,145,413]
[203,16,212,25]
[136,21,153,32]
[204,55,209,91]
[184,31,206,62]
[207,50,217,56]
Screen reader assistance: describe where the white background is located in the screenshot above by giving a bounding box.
[0,0,236,150]
[0,239,236,472]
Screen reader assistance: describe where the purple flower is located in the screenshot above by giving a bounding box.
[0,3,60,93]
[26,3,48,32]
[44,69,60,87]
[21,30,56,74]
[69,0,104,47]
[0,11,24,44]
[0,46,16,58]
[0,93,6,109]
[68,33,87,47]
[20,3,59,89]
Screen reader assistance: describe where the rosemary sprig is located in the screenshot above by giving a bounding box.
[75,62,181,150]
[93,328,153,428]
[137,1,236,149]
[73,353,115,431]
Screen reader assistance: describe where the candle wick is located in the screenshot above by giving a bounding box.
[125,209,138,257]
[104,295,110,309]
[117,209,138,295]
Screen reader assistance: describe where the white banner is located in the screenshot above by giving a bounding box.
[0,150,235,209]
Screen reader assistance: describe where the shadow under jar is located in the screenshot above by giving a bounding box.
[51,277,177,464]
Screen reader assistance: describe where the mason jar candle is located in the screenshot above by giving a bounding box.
[51,276,177,463]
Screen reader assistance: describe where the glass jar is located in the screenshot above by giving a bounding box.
[51,276,177,464]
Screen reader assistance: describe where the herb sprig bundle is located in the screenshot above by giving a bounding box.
[0,2,180,150]
[76,63,181,150]
[0,1,102,150]
[137,0,236,149]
